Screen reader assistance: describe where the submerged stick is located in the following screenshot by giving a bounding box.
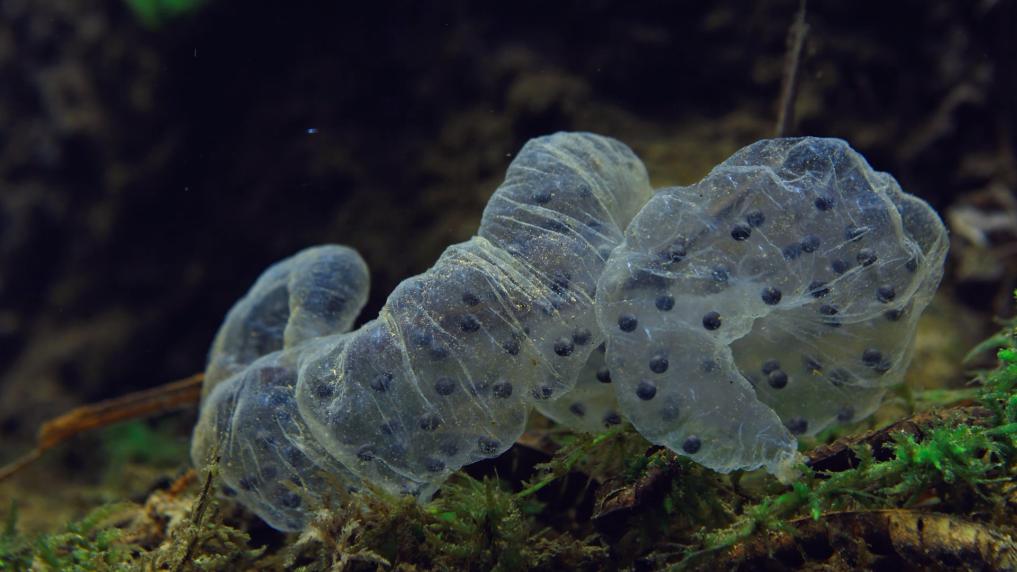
[0,372,203,483]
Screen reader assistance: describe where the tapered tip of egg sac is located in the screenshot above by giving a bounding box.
[771,450,806,485]
[201,245,371,399]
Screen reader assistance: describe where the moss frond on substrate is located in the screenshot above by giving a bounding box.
[283,475,606,572]
[4,294,1015,570]
[0,503,135,571]
[1,502,34,571]
[673,292,1017,569]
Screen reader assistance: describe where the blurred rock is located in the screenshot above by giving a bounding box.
[1,0,1012,458]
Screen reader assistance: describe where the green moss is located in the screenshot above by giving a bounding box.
[35,506,134,571]
[124,0,206,28]
[10,297,1014,570]
[663,458,735,533]
[101,420,189,470]
[675,292,1017,569]
[0,503,137,571]
[0,502,32,571]
[272,428,633,569]
[517,427,625,499]
[287,474,605,571]
[428,477,538,570]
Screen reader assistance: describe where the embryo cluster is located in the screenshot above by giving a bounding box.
[191,132,947,531]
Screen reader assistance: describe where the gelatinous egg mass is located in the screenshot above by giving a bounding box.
[192,133,653,530]
[595,137,947,478]
[191,133,947,531]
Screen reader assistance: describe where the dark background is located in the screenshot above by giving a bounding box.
[1,0,1015,453]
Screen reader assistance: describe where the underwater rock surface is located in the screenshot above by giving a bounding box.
[191,132,947,531]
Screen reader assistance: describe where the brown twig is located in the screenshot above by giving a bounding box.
[775,0,809,137]
[0,372,204,483]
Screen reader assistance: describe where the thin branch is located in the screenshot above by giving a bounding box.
[0,372,204,483]
[775,0,809,137]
